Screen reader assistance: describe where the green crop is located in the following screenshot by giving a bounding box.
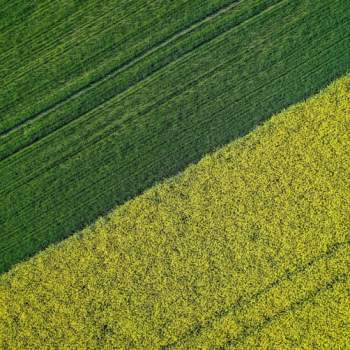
[1,0,350,273]
[0,75,349,349]
[0,0,235,133]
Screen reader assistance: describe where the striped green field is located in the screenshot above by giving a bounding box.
[1,0,350,273]
[0,75,349,349]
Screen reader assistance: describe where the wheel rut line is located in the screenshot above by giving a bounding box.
[0,0,275,139]
[5,0,339,150]
[0,0,244,137]
[0,0,160,114]
[0,0,289,165]
[162,240,350,349]
[220,273,349,349]
[2,49,346,234]
[1,27,346,199]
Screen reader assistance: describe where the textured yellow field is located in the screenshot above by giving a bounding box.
[0,75,349,349]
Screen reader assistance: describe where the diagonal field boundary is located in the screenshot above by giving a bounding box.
[1,28,345,204]
[0,0,288,164]
[0,33,347,251]
[162,240,350,349]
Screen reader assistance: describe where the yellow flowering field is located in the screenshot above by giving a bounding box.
[0,75,349,349]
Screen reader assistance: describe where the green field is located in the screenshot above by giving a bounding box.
[1,75,349,349]
[1,0,350,273]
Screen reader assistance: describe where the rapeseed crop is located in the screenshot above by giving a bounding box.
[0,75,349,348]
[1,0,350,272]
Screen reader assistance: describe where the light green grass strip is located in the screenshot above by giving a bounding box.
[0,75,350,349]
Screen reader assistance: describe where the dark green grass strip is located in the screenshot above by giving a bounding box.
[0,0,159,85]
[0,0,275,159]
[0,0,339,185]
[0,0,236,133]
[0,0,245,143]
[0,0,349,272]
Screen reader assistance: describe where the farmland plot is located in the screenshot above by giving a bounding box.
[0,0,349,272]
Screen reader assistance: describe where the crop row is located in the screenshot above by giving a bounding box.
[0,0,280,159]
[0,0,347,195]
[0,0,167,87]
[0,0,237,133]
[0,0,156,78]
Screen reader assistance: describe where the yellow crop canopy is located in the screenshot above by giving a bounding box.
[0,75,349,348]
